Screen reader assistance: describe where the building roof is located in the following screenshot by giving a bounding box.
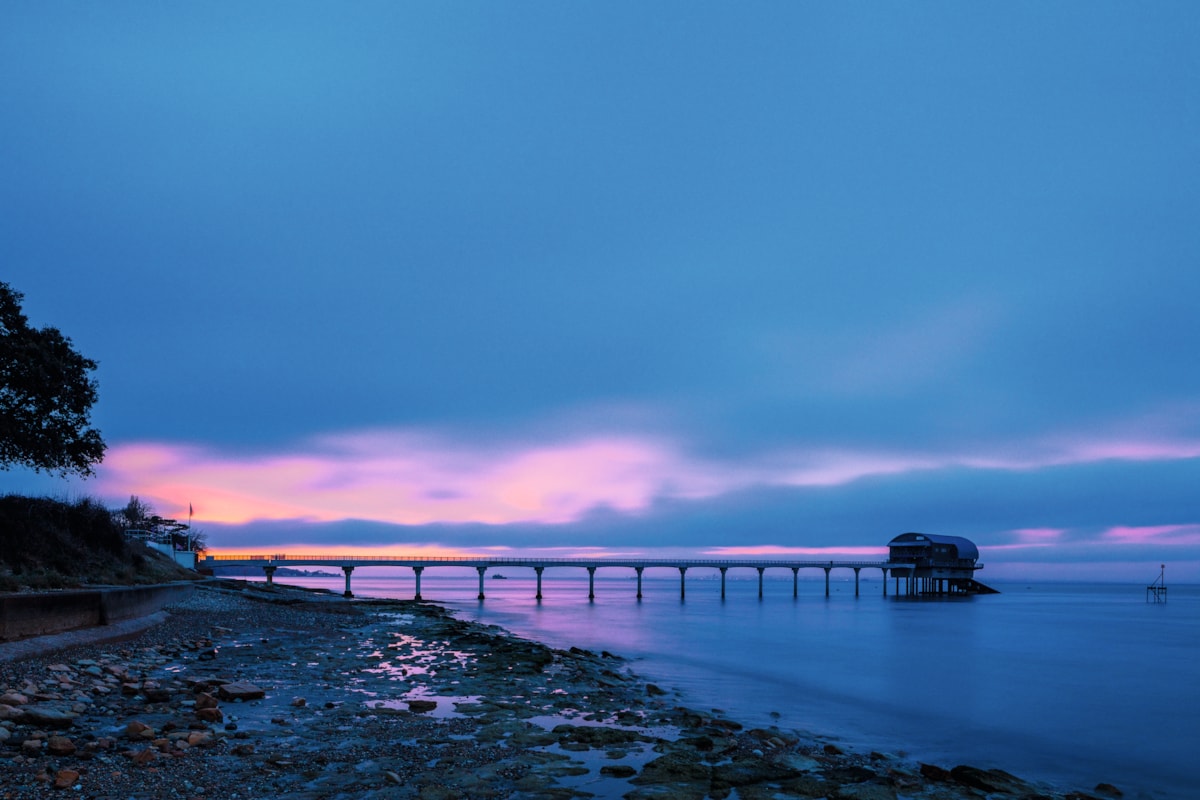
[887,532,980,561]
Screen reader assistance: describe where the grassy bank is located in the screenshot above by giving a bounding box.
[0,494,199,592]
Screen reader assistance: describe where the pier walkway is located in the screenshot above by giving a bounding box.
[201,554,933,600]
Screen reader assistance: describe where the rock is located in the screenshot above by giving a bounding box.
[823,742,844,755]
[919,763,951,781]
[1094,785,1123,798]
[0,727,10,743]
[22,738,43,754]
[22,707,76,729]
[129,748,157,766]
[291,697,307,707]
[645,683,667,696]
[196,707,224,723]
[0,692,29,706]
[194,692,219,710]
[600,764,637,778]
[711,756,801,787]
[46,736,76,756]
[408,700,438,713]
[0,703,24,721]
[836,783,897,800]
[126,720,156,740]
[53,769,80,789]
[950,765,1030,794]
[633,751,713,785]
[217,681,265,701]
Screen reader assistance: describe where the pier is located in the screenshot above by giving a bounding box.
[201,533,994,600]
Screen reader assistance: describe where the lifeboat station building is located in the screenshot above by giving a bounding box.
[887,532,997,595]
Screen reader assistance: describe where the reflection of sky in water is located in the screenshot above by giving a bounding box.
[260,575,1199,799]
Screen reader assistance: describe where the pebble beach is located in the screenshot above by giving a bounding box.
[0,581,1121,800]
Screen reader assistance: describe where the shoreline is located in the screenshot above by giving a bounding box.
[0,581,1122,799]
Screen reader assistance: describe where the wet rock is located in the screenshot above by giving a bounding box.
[918,763,951,781]
[22,707,76,729]
[196,706,224,723]
[950,764,1030,794]
[217,681,265,701]
[1094,784,1123,797]
[646,683,667,696]
[834,783,897,800]
[0,692,29,706]
[408,699,438,713]
[600,764,637,778]
[0,703,24,721]
[633,750,713,785]
[711,755,801,787]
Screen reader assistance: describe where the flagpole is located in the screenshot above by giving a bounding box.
[188,502,194,552]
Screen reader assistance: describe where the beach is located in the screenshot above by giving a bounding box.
[0,582,1120,799]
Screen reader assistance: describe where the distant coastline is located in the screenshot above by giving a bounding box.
[209,566,338,578]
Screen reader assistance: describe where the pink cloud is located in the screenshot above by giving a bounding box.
[1102,525,1200,545]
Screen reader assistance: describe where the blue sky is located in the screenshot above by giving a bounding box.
[3,3,1199,581]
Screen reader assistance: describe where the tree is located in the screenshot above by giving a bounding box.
[0,281,105,476]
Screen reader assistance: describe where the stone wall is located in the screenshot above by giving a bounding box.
[0,583,195,641]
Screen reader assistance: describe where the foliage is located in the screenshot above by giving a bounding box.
[0,281,105,476]
[115,494,206,552]
[0,493,199,591]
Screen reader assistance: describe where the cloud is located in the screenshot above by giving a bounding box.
[88,412,1200,537]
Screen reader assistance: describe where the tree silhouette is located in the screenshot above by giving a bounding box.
[0,281,105,476]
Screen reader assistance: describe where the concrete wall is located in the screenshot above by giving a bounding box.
[0,582,195,641]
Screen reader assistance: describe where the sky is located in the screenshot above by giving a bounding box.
[3,3,1199,582]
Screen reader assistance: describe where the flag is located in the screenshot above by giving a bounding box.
[189,503,194,518]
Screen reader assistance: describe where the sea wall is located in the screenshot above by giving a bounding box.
[0,583,195,641]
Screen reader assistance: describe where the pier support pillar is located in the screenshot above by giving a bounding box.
[263,566,276,586]
[635,567,644,600]
[792,567,799,598]
[720,567,727,600]
[476,567,486,600]
[679,567,687,601]
[587,567,596,601]
[854,567,861,597]
[535,567,544,601]
[342,566,354,598]
[824,566,831,597]
[413,566,423,601]
[882,569,888,597]
[757,567,765,599]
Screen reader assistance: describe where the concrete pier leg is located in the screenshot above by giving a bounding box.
[792,568,799,598]
[720,567,727,600]
[413,567,423,601]
[635,567,644,600]
[679,567,687,601]
[757,567,765,599]
[587,567,596,601]
[264,566,276,586]
[882,569,888,596]
[854,567,861,597]
[535,567,544,601]
[342,566,354,598]
[824,567,831,597]
[476,567,486,600]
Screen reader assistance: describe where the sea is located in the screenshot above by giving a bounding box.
[240,570,1197,800]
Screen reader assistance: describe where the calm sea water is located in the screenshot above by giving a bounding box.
[248,571,1197,800]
